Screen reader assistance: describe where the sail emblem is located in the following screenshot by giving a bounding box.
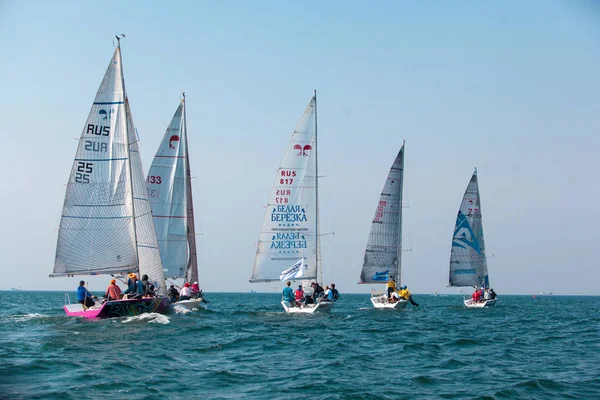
[452,211,481,254]
[293,144,312,156]
[98,109,113,120]
[169,135,180,149]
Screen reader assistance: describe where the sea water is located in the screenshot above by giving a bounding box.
[1,292,599,399]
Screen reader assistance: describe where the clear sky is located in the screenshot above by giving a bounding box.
[0,1,598,294]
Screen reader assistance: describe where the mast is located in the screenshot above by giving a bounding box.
[183,93,199,283]
[313,90,321,284]
[396,141,405,285]
[119,41,141,276]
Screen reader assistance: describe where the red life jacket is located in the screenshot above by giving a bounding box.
[295,289,304,301]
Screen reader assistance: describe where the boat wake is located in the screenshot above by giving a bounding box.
[121,313,170,325]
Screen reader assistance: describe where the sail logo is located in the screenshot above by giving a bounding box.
[271,205,307,222]
[293,144,312,156]
[169,135,180,149]
[452,211,481,254]
[271,232,307,249]
[454,268,476,275]
[98,109,113,120]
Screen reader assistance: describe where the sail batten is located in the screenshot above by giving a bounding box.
[251,95,319,282]
[448,170,488,288]
[359,144,405,285]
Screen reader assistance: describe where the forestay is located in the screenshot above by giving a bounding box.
[251,95,318,282]
[448,169,489,288]
[359,144,405,284]
[53,47,137,277]
[146,100,198,282]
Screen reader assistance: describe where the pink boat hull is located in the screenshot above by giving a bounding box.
[64,297,170,319]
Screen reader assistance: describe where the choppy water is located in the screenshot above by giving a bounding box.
[1,292,599,399]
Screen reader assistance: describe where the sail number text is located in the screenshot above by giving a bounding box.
[275,189,290,204]
[87,124,110,136]
[147,176,162,184]
[467,208,479,216]
[75,162,94,183]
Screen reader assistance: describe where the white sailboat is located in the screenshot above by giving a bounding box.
[250,91,333,314]
[146,95,205,310]
[50,41,169,318]
[448,169,496,308]
[359,143,408,309]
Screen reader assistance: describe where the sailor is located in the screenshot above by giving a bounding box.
[167,285,180,302]
[179,282,192,301]
[77,281,95,308]
[123,273,137,297]
[104,279,122,301]
[330,283,339,301]
[294,285,305,306]
[322,286,333,302]
[312,282,324,303]
[386,278,397,299]
[282,281,296,306]
[402,286,419,306]
[484,288,491,301]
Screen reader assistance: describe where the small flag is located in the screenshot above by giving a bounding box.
[279,259,305,281]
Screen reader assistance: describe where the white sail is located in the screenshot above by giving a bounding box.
[359,144,405,284]
[52,46,166,296]
[448,169,489,288]
[53,47,137,276]
[126,99,167,296]
[146,101,188,279]
[251,94,318,282]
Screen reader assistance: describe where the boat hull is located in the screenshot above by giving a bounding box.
[281,301,334,314]
[64,297,170,318]
[464,298,497,308]
[173,298,206,310]
[370,295,408,309]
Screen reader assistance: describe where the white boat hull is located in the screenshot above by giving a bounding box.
[174,298,206,310]
[281,301,334,314]
[464,298,496,308]
[370,295,408,309]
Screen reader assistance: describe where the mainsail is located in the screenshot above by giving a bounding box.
[52,45,166,295]
[146,97,199,284]
[448,169,489,288]
[251,93,319,283]
[359,144,405,284]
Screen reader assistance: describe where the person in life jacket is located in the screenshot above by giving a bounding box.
[123,273,137,297]
[179,282,192,301]
[472,288,482,302]
[387,278,397,300]
[294,285,305,306]
[104,279,122,301]
[400,286,419,306]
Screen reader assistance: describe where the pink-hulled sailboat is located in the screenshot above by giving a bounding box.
[50,38,169,318]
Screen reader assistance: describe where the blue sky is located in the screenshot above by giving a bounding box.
[0,1,598,294]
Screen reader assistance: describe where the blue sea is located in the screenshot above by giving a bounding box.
[1,292,599,399]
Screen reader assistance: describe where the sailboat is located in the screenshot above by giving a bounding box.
[250,91,333,314]
[448,169,496,308]
[359,143,408,309]
[50,42,169,318]
[146,95,205,310]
